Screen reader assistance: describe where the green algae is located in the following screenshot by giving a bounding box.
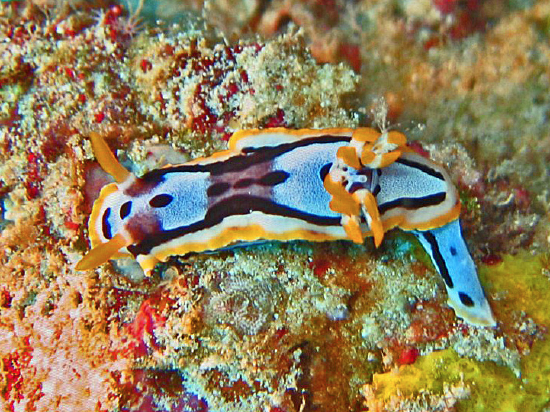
[480,252,550,327]
[373,345,550,411]
[372,252,550,411]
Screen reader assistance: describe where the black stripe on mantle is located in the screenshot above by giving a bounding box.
[378,192,447,215]
[396,157,445,181]
[139,135,352,185]
[128,194,342,256]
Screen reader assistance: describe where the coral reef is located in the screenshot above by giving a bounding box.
[1,0,549,411]
[205,271,285,336]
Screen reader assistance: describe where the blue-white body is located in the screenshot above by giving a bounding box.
[77,128,496,327]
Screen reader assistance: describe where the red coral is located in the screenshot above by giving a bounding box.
[125,299,166,358]
[2,339,33,407]
[513,186,531,211]
[264,108,286,128]
[0,107,22,128]
[418,0,487,49]
[94,112,106,123]
[433,0,459,15]
[166,43,262,140]
[24,152,44,200]
[408,140,431,158]
[6,24,33,46]
[41,121,78,163]
[140,59,152,73]
[0,289,12,308]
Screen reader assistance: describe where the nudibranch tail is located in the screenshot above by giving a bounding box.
[89,131,132,184]
[413,219,496,327]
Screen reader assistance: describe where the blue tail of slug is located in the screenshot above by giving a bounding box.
[413,219,496,327]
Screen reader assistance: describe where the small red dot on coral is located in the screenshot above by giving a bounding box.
[95,112,105,123]
[398,347,419,365]
[433,0,458,15]
[514,187,531,210]
[226,82,239,96]
[264,108,286,128]
[481,254,502,266]
[1,290,12,308]
[424,36,441,50]
[273,327,288,343]
[64,67,75,80]
[309,259,330,278]
[64,221,80,230]
[140,59,152,73]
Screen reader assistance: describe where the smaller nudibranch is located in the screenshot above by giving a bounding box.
[76,128,496,327]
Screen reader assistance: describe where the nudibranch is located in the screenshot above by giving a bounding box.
[76,128,496,327]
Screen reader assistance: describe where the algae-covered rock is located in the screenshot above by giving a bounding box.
[366,343,550,411]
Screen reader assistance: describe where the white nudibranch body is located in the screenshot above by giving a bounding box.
[76,128,496,327]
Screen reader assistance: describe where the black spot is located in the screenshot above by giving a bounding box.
[372,184,381,196]
[258,170,289,186]
[459,292,475,307]
[450,246,457,256]
[102,207,112,240]
[319,163,332,181]
[234,178,254,189]
[207,182,230,197]
[120,201,132,219]
[149,194,173,208]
